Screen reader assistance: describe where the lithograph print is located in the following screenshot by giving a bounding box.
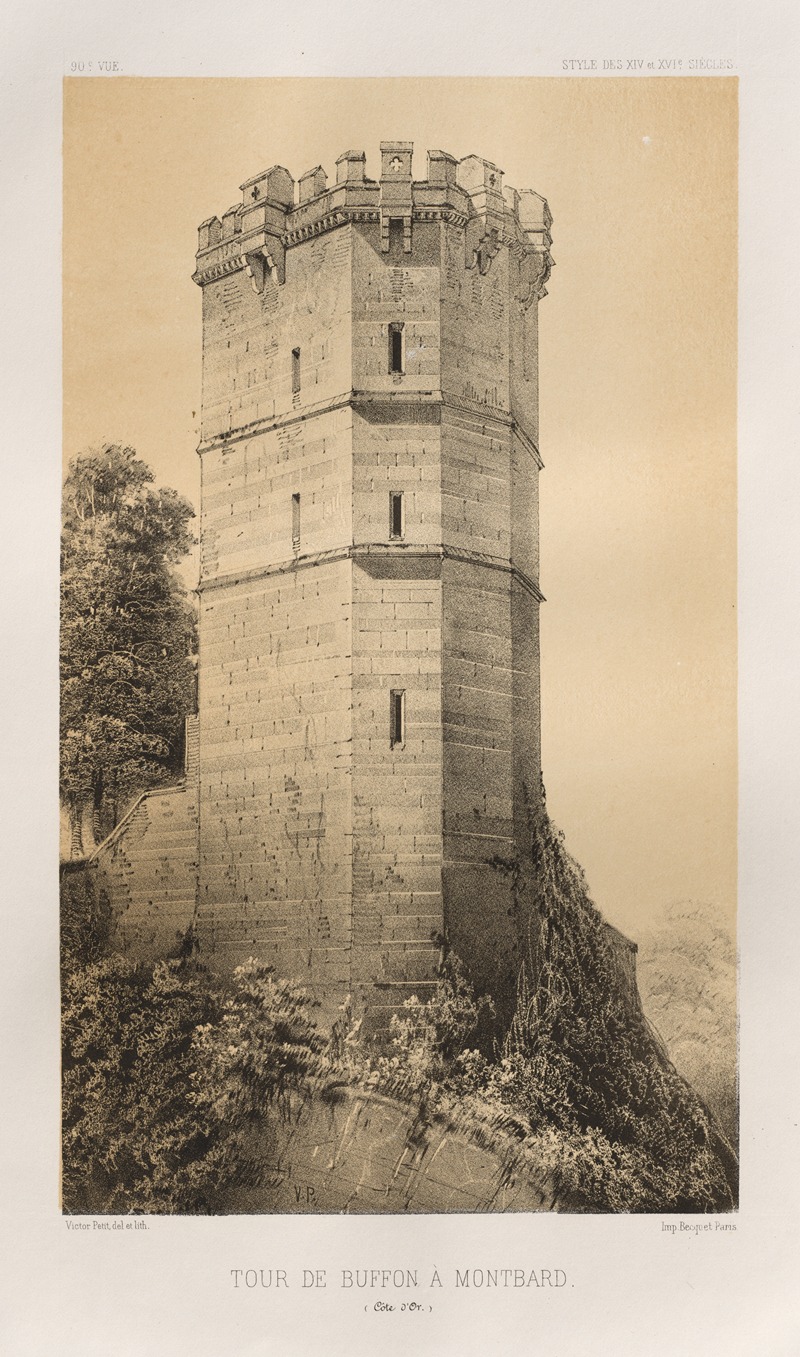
[60,77,738,1216]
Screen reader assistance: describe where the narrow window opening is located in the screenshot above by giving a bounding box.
[389,491,404,540]
[388,218,404,251]
[388,323,404,375]
[390,689,406,748]
[292,493,301,550]
[291,347,301,394]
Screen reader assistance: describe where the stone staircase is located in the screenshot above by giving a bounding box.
[90,780,199,961]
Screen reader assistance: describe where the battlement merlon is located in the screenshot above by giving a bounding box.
[192,144,553,295]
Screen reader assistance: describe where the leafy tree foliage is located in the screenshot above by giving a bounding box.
[61,957,328,1214]
[371,957,496,1096]
[59,808,737,1213]
[62,957,223,1213]
[366,812,738,1213]
[60,867,114,974]
[60,444,196,854]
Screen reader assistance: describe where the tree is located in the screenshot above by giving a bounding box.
[636,900,738,1147]
[61,444,196,856]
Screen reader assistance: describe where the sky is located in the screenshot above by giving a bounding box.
[63,77,737,939]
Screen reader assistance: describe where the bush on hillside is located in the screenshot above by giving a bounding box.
[61,812,737,1214]
[60,868,114,973]
[379,811,736,1212]
[61,957,327,1214]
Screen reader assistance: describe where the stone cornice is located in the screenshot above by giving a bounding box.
[192,235,248,286]
[195,204,483,281]
[197,390,542,466]
[510,422,545,470]
[438,393,543,465]
[198,543,545,603]
[282,208,354,246]
[196,393,354,456]
[281,205,470,248]
[197,390,542,465]
[195,147,553,291]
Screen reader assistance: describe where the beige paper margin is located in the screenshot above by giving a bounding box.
[2,5,799,1356]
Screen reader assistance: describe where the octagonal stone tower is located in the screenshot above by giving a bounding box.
[192,143,553,1028]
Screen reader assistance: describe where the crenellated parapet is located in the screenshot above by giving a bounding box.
[193,142,553,301]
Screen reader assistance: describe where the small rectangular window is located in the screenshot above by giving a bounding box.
[388,323,404,375]
[388,218,404,251]
[390,689,405,748]
[291,347,301,394]
[389,491,404,540]
[292,493,301,549]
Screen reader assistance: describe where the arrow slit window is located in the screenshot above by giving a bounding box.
[390,689,405,748]
[389,491,404,540]
[388,323,404,375]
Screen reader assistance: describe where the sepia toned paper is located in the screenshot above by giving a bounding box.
[63,76,738,951]
[2,1,800,1353]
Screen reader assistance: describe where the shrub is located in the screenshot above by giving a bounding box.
[62,956,223,1213]
[369,811,737,1213]
[61,810,737,1214]
[478,811,736,1211]
[60,868,113,973]
[191,960,329,1129]
[61,956,327,1214]
[378,956,495,1091]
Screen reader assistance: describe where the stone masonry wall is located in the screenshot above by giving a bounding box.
[197,222,357,1005]
[350,560,444,1024]
[200,405,353,583]
[351,220,441,396]
[72,150,655,1048]
[189,145,554,1023]
[200,227,352,445]
[196,563,353,995]
[91,782,198,962]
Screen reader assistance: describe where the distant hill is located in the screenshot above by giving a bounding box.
[636,900,737,1147]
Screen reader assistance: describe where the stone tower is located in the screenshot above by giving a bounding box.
[191,143,553,1027]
